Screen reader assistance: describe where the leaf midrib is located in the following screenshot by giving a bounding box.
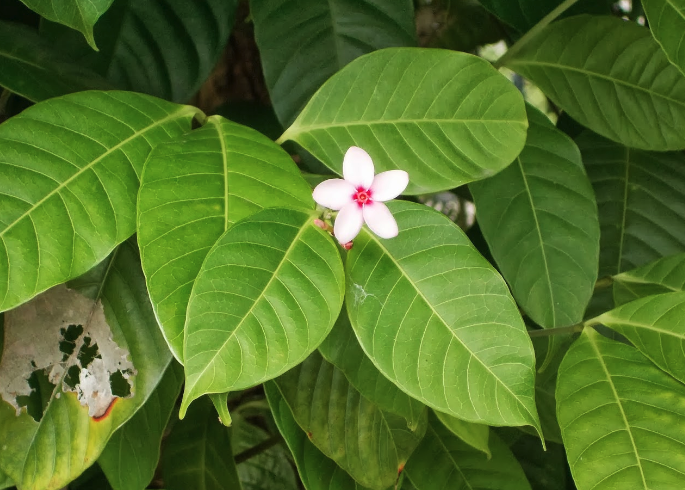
[507,59,685,109]
[185,218,311,392]
[585,331,648,489]
[363,229,538,425]
[0,105,196,239]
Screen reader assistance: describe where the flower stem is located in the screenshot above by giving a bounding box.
[494,0,580,69]
[528,323,584,337]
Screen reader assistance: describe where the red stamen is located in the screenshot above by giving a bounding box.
[353,187,372,207]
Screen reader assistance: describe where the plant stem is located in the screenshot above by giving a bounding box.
[494,0,580,69]
[234,434,284,464]
[594,276,613,290]
[528,323,584,338]
[0,89,10,116]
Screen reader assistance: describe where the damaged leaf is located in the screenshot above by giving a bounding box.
[0,240,172,490]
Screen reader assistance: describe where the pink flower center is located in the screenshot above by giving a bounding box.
[353,188,372,207]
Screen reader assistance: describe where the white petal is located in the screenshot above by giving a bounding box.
[369,170,409,202]
[334,202,364,244]
[363,201,398,239]
[312,179,356,210]
[343,146,374,189]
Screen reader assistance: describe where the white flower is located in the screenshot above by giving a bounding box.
[312,146,409,244]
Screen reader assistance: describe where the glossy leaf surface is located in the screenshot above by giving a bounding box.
[273,351,427,490]
[41,0,238,103]
[588,292,685,385]
[251,0,416,126]
[346,201,540,431]
[470,104,599,328]
[318,307,426,430]
[404,413,531,490]
[612,253,685,305]
[579,131,685,278]
[265,382,380,490]
[0,20,110,102]
[0,90,199,313]
[162,396,242,490]
[557,327,685,490]
[643,0,685,77]
[20,0,114,48]
[279,48,528,194]
[99,362,183,490]
[181,207,344,415]
[0,241,173,490]
[138,116,312,361]
[506,15,685,150]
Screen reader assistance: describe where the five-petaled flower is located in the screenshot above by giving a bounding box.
[312,146,409,244]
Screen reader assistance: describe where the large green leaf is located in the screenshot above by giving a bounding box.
[587,292,685,386]
[138,116,312,361]
[643,0,685,77]
[505,15,685,151]
[432,410,491,458]
[271,352,427,490]
[231,414,299,490]
[265,382,380,490]
[470,104,599,328]
[41,0,238,102]
[612,253,685,305]
[477,0,612,33]
[317,306,426,430]
[0,240,172,490]
[0,470,12,490]
[0,20,111,102]
[557,327,685,490]
[20,0,114,48]
[98,362,183,490]
[578,131,685,278]
[404,412,531,490]
[180,207,344,416]
[278,48,528,195]
[251,0,416,127]
[346,201,540,431]
[0,90,200,313]
[162,396,242,490]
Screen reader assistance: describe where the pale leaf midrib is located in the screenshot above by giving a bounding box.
[0,105,196,239]
[364,229,537,424]
[585,332,648,488]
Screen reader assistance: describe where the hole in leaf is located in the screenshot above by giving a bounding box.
[64,364,81,389]
[109,370,132,398]
[59,324,84,361]
[77,336,101,367]
[15,369,56,422]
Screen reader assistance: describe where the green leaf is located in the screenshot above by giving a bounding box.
[0,90,200,313]
[612,253,685,306]
[578,131,685,278]
[98,361,183,490]
[251,0,416,127]
[404,412,531,490]
[180,207,344,416]
[505,15,685,151]
[210,393,232,427]
[643,0,685,77]
[20,0,114,49]
[0,20,111,102]
[162,396,242,490]
[231,414,299,490]
[278,48,528,195]
[271,351,427,490]
[588,291,685,386]
[0,469,13,490]
[346,201,540,432]
[41,0,238,103]
[470,104,599,328]
[265,382,380,490]
[557,327,685,490]
[432,410,491,458]
[137,116,312,362]
[509,436,567,490]
[422,0,504,52]
[477,0,612,33]
[318,306,426,430]
[0,240,173,490]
